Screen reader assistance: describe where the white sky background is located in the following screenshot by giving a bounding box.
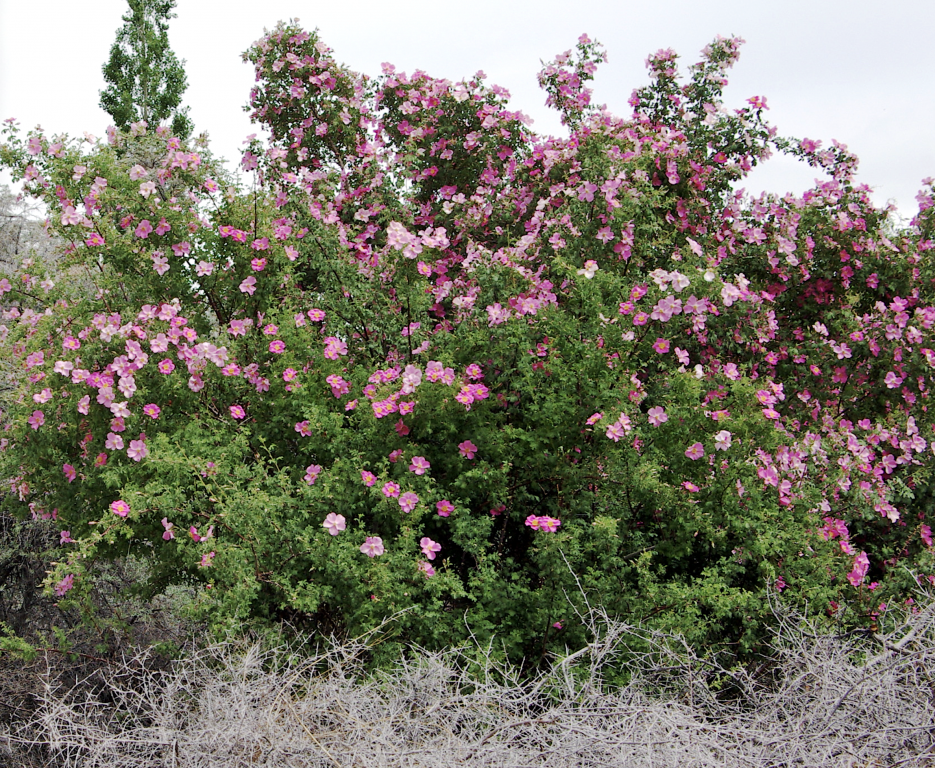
[1,0,933,219]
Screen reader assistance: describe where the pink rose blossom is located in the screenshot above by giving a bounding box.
[685,443,704,460]
[420,536,441,560]
[323,513,346,536]
[360,536,384,557]
[399,491,419,513]
[436,499,454,517]
[110,499,130,517]
[647,407,668,426]
[458,440,477,459]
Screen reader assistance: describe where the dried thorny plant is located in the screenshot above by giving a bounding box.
[3,595,935,767]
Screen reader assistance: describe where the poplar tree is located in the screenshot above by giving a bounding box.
[99,0,192,138]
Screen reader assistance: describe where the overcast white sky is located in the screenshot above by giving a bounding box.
[1,0,933,217]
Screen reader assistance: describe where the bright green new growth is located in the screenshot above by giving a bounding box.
[99,0,192,139]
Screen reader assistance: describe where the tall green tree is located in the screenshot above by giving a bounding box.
[99,0,192,138]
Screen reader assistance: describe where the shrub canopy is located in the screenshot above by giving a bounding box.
[1,24,934,663]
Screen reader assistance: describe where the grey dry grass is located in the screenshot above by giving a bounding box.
[4,598,935,767]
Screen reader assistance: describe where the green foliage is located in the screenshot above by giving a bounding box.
[100,0,192,138]
[0,24,934,671]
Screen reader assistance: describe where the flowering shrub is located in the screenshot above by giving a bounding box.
[1,24,934,661]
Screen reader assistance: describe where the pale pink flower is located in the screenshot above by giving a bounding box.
[162,518,175,540]
[420,537,441,560]
[323,513,346,536]
[360,536,384,557]
[304,464,322,485]
[685,443,704,460]
[647,406,668,426]
[62,464,76,482]
[239,276,257,295]
[399,492,419,513]
[409,456,430,475]
[127,439,148,462]
[714,430,733,451]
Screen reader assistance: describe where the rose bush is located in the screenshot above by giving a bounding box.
[1,23,934,663]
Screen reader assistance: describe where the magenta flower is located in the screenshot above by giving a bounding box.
[361,470,377,486]
[143,403,161,419]
[436,499,454,517]
[251,257,267,271]
[921,524,933,547]
[283,368,298,381]
[399,492,419,513]
[60,530,74,545]
[157,358,175,374]
[586,413,603,426]
[465,363,483,380]
[539,517,562,532]
[685,443,704,460]
[847,551,870,587]
[323,513,346,536]
[360,536,384,557]
[307,308,326,321]
[162,518,175,540]
[382,482,400,498]
[418,561,436,577]
[295,420,312,436]
[110,499,130,517]
[409,456,430,475]
[199,551,216,568]
[458,440,478,459]
[652,338,670,354]
[54,574,75,597]
[647,406,668,426]
[323,337,347,359]
[134,219,153,238]
[230,405,246,419]
[63,464,77,482]
[420,536,441,560]
[269,340,286,354]
[27,410,45,430]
